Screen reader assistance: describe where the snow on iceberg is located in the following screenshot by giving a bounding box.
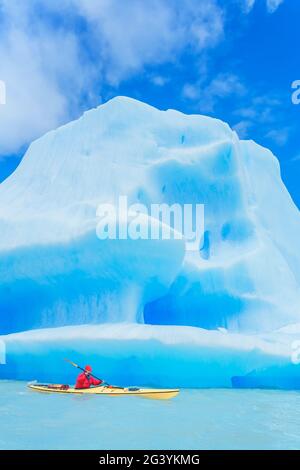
[1,323,297,388]
[1,96,300,388]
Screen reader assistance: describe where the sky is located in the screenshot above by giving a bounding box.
[0,0,299,205]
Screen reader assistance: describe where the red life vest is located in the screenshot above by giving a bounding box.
[75,372,102,389]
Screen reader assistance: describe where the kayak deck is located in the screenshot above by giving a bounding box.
[28,384,179,400]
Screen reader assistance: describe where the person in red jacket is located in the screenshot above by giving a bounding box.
[75,365,103,389]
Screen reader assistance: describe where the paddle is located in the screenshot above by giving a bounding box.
[64,358,124,389]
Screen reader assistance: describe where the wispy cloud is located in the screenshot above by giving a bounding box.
[182,64,293,149]
[0,0,225,154]
[183,73,246,113]
[0,0,289,156]
[242,0,255,13]
[265,128,290,146]
[68,0,224,84]
[232,120,253,139]
[266,0,284,13]
[150,75,170,87]
[233,92,293,149]
[290,154,300,163]
[242,0,284,13]
[0,0,98,154]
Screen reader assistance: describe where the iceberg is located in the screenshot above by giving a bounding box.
[1,96,300,388]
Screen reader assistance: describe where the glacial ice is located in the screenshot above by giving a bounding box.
[1,96,300,388]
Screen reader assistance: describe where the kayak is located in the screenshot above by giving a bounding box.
[28,383,179,400]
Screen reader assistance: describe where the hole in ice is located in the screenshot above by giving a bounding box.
[200,230,210,259]
[221,218,254,243]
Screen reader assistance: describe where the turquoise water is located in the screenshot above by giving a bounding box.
[1,381,300,450]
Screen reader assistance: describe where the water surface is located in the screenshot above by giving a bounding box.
[0,381,299,450]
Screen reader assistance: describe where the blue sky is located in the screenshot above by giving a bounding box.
[0,0,299,205]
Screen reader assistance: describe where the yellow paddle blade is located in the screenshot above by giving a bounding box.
[64,358,79,368]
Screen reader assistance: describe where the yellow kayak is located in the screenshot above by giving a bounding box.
[28,383,179,400]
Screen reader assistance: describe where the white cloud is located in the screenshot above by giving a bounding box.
[243,0,284,13]
[183,83,200,100]
[290,154,300,163]
[233,107,257,119]
[184,73,246,113]
[243,0,255,13]
[232,92,291,146]
[182,72,290,146]
[233,93,283,128]
[0,0,98,154]
[266,0,284,13]
[70,0,224,84]
[233,120,253,139]
[265,128,289,146]
[0,30,98,153]
[0,0,225,154]
[150,75,170,87]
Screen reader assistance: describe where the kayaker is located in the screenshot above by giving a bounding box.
[75,365,103,389]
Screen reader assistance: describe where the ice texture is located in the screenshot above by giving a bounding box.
[1,96,300,388]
